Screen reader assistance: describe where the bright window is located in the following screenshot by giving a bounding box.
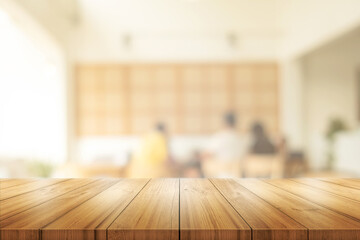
[0,6,66,165]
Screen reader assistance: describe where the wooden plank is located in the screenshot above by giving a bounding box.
[0,179,67,200]
[210,179,307,240]
[0,179,38,190]
[267,179,360,221]
[108,178,179,240]
[0,179,117,240]
[320,178,360,190]
[2,178,359,240]
[42,179,149,240]
[292,178,360,202]
[0,179,94,221]
[180,178,250,240]
[236,179,360,240]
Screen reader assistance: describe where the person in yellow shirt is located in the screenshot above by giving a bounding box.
[128,122,169,178]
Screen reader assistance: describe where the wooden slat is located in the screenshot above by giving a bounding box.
[266,179,360,221]
[180,178,250,240]
[0,179,38,190]
[319,178,360,190]
[236,179,360,240]
[108,178,179,240]
[42,179,149,240]
[210,179,307,240]
[0,179,117,240]
[0,179,94,221]
[0,179,68,201]
[292,178,360,202]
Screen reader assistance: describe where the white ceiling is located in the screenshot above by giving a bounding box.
[12,0,360,61]
[68,0,285,61]
[76,0,284,33]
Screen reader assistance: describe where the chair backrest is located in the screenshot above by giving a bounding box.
[243,154,284,178]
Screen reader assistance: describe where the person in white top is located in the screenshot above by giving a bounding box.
[202,112,246,177]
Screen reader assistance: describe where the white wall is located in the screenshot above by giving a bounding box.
[279,59,304,150]
[302,27,360,169]
[280,0,360,58]
[277,0,360,153]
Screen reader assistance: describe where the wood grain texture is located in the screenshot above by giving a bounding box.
[108,178,179,240]
[2,178,360,240]
[320,178,360,190]
[42,179,149,240]
[0,179,38,189]
[0,179,117,240]
[236,179,360,240]
[210,179,307,240]
[0,179,67,201]
[267,179,360,221]
[0,179,94,221]
[291,178,360,202]
[180,178,251,240]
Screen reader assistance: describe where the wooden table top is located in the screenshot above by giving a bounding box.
[1,178,360,240]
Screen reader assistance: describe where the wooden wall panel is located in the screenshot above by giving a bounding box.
[76,66,128,136]
[76,63,279,136]
[153,66,178,133]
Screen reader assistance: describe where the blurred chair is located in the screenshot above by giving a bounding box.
[284,151,308,177]
[202,158,242,178]
[243,154,284,178]
[243,134,286,178]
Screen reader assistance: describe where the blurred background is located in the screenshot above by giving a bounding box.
[0,0,359,178]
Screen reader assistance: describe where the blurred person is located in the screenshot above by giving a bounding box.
[250,122,276,154]
[202,112,246,177]
[127,122,170,177]
[243,122,284,178]
[182,150,204,178]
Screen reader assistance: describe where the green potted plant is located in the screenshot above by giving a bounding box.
[325,118,347,170]
[27,160,54,178]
